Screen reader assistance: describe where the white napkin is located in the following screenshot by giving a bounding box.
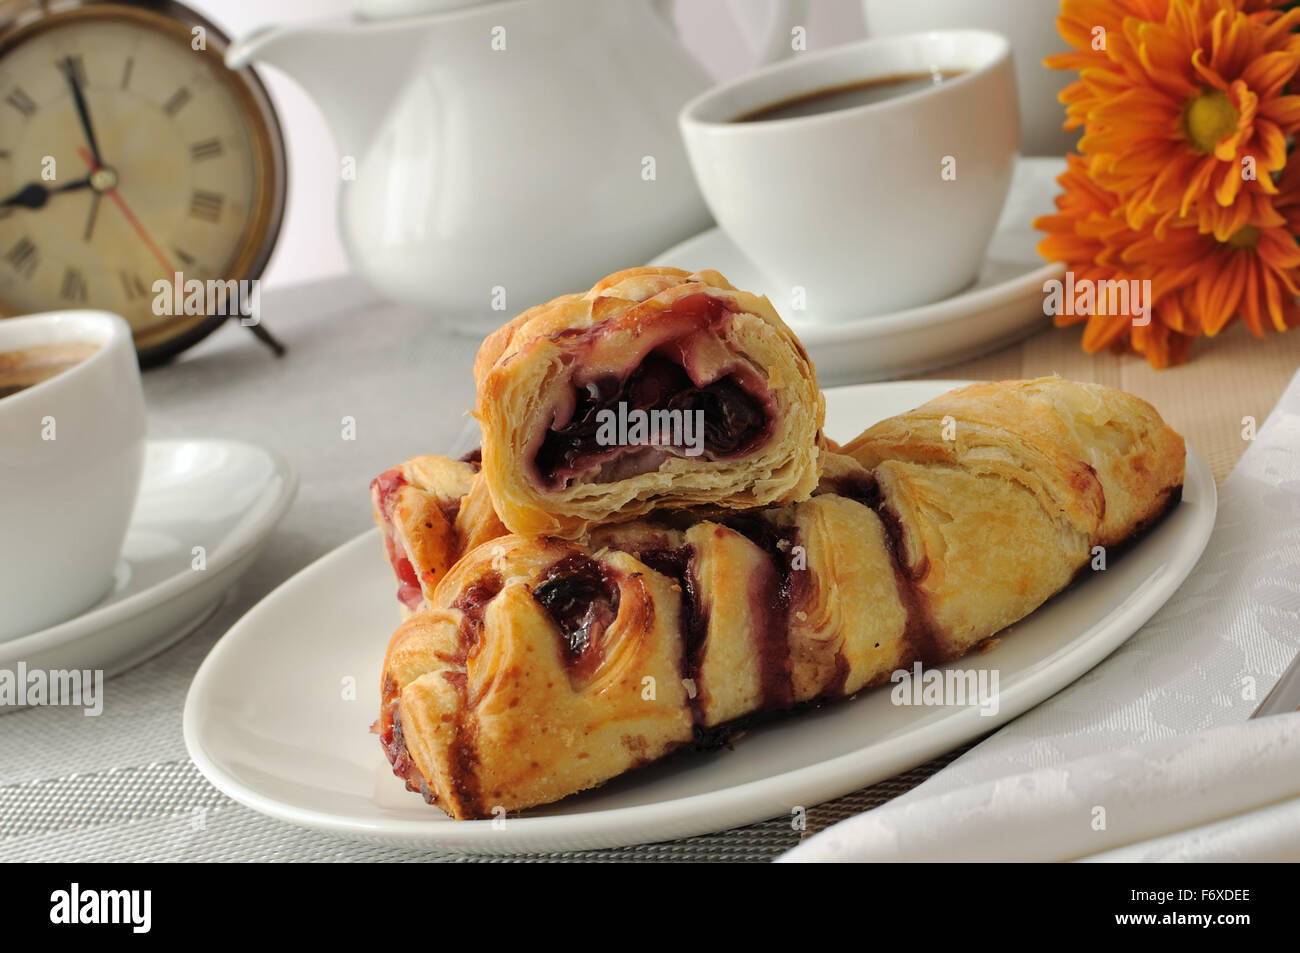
[783,369,1300,863]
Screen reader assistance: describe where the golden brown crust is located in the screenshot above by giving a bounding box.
[383,543,694,817]
[378,378,1186,818]
[474,267,826,537]
[841,377,1185,549]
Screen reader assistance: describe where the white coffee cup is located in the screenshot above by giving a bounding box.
[680,30,1019,320]
[862,0,1075,157]
[0,311,146,641]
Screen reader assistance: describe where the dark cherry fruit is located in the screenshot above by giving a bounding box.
[532,554,620,665]
[534,354,768,486]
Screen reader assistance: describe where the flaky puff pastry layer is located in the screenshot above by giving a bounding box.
[380,378,1184,818]
[473,267,825,538]
[370,453,508,615]
[841,378,1186,550]
[841,378,1185,646]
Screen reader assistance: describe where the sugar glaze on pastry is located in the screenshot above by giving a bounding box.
[378,378,1186,819]
[473,267,825,538]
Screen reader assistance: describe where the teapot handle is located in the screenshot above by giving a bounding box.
[651,0,808,67]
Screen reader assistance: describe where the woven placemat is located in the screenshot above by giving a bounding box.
[0,743,975,863]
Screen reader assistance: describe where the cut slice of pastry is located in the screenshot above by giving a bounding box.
[474,267,826,537]
[378,379,1185,818]
[370,451,508,614]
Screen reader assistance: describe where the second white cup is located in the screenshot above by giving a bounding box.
[680,30,1020,320]
[0,311,145,641]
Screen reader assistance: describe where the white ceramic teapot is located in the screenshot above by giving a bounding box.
[228,0,805,324]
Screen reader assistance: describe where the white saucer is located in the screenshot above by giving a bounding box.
[0,439,296,677]
[650,157,1066,386]
[184,381,1215,853]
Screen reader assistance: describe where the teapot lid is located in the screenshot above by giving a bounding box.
[359,0,494,19]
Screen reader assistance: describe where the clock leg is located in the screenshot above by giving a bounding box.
[240,318,286,357]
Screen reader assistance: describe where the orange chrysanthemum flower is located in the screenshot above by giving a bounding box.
[1127,218,1300,342]
[1037,155,1144,346]
[1049,0,1300,240]
[1036,151,1300,367]
[1038,0,1300,367]
[1037,155,1197,366]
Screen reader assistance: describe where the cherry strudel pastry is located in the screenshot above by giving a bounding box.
[377,378,1186,819]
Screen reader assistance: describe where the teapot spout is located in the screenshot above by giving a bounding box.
[226,20,423,157]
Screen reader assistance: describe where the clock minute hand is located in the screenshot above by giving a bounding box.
[0,176,93,209]
[60,55,104,168]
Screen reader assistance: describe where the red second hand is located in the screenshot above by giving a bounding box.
[78,146,175,278]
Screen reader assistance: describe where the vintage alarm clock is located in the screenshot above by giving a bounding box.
[0,0,287,364]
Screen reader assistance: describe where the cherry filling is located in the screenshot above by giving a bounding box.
[383,536,424,611]
[534,354,769,488]
[635,546,709,691]
[378,676,426,796]
[371,469,424,610]
[452,571,504,650]
[823,472,881,509]
[532,554,620,676]
[371,468,408,514]
[718,514,799,709]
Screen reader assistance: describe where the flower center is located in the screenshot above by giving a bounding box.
[1183,89,1239,153]
[1225,225,1259,249]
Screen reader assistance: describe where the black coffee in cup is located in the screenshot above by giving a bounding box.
[0,341,100,400]
[733,71,965,123]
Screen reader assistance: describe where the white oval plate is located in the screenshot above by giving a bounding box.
[184,381,1216,853]
[1,439,296,677]
[650,157,1067,386]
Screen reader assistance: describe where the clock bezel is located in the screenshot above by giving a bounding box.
[0,0,288,366]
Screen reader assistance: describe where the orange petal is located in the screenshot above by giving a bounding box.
[1257,94,1300,129]
[1241,50,1300,99]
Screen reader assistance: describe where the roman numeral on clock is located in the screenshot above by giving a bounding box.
[5,87,36,118]
[4,237,37,277]
[189,190,224,223]
[190,138,224,161]
[119,270,148,300]
[163,86,191,117]
[60,267,87,302]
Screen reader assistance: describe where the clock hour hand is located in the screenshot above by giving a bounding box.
[60,55,104,168]
[0,176,93,209]
[83,192,101,242]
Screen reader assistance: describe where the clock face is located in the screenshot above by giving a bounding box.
[0,3,283,359]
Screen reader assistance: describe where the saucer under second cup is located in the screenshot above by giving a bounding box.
[651,157,1066,386]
